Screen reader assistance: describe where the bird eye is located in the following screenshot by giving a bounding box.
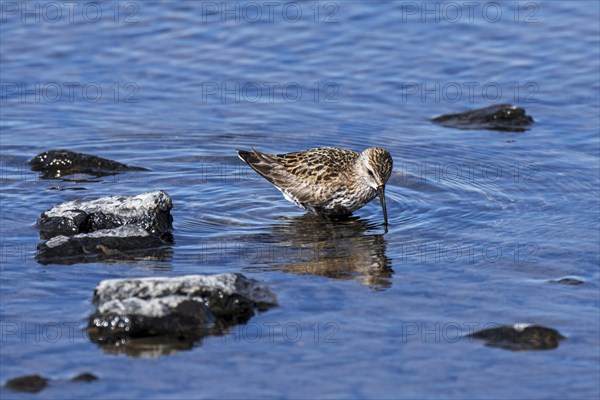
[367,169,375,178]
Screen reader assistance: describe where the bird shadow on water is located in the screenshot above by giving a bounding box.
[242,214,394,291]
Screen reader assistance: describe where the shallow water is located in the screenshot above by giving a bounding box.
[1,1,599,398]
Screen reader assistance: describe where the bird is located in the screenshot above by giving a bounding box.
[237,147,393,225]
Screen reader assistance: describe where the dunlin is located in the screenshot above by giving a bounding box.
[237,147,393,225]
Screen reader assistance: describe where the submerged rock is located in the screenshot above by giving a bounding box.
[432,104,534,132]
[551,277,585,285]
[36,225,172,265]
[467,323,565,350]
[29,149,148,179]
[87,273,277,356]
[4,374,49,393]
[37,190,173,240]
[71,373,99,382]
[4,373,99,393]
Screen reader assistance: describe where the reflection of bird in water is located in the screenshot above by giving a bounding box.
[245,214,393,291]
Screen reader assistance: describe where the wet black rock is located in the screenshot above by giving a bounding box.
[36,225,172,265]
[552,277,585,285]
[87,273,277,357]
[4,373,99,393]
[4,374,49,393]
[29,149,148,179]
[37,190,173,240]
[467,323,565,350]
[35,191,173,264]
[432,104,534,132]
[71,373,99,382]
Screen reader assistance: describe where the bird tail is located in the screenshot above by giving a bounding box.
[237,148,278,184]
[237,149,258,165]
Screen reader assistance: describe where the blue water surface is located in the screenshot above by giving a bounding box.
[1,1,599,399]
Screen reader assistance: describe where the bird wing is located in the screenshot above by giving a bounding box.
[237,148,356,207]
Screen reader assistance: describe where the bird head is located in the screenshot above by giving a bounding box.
[358,148,393,225]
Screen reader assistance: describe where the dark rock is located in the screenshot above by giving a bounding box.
[552,277,585,285]
[87,273,277,356]
[36,190,173,240]
[467,323,565,350]
[71,373,99,382]
[29,149,148,179]
[4,374,49,393]
[432,104,534,132]
[36,225,172,265]
[35,191,173,264]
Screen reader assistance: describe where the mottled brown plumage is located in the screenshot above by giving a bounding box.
[237,147,393,224]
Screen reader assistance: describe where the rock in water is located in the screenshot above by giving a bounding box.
[4,374,49,393]
[35,191,173,264]
[551,277,585,285]
[71,373,99,382]
[29,149,148,179]
[87,273,277,356]
[431,104,534,132]
[467,323,565,350]
[4,373,99,393]
[37,190,173,240]
[36,225,172,265]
